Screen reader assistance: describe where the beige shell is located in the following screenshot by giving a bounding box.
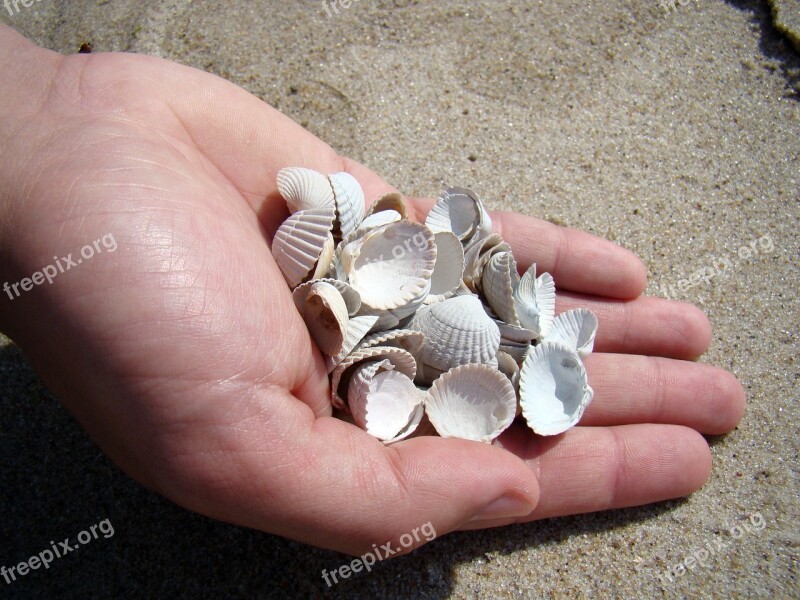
[293,278,361,317]
[463,233,512,292]
[357,329,425,356]
[514,264,556,338]
[277,167,335,213]
[425,187,492,245]
[496,350,521,392]
[325,314,381,373]
[424,364,517,443]
[301,281,351,356]
[408,294,501,385]
[330,345,418,410]
[341,221,436,311]
[365,192,408,220]
[544,308,598,357]
[347,360,424,443]
[482,251,521,326]
[519,342,594,436]
[329,172,365,239]
[427,231,466,302]
[272,206,336,289]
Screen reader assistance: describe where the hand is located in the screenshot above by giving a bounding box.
[0,26,744,555]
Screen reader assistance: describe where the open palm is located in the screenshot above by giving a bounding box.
[0,29,744,555]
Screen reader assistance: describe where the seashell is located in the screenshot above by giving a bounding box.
[481,251,521,326]
[347,360,424,443]
[277,167,336,214]
[425,187,492,246]
[310,233,336,282]
[365,192,408,220]
[329,172,365,239]
[499,341,530,364]
[514,265,556,338]
[427,231,466,302]
[272,206,336,289]
[544,308,598,357]
[495,319,537,344]
[300,281,351,356]
[331,345,417,410]
[496,350,521,392]
[326,314,381,373]
[293,278,361,316]
[342,221,436,311]
[519,342,594,436]
[357,329,425,356]
[408,295,501,385]
[424,364,517,443]
[463,233,512,291]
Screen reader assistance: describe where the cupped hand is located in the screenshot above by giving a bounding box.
[0,27,745,555]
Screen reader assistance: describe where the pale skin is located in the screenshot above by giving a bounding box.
[0,25,745,556]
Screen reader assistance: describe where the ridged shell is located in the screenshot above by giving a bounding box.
[342,222,436,311]
[347,360,424,443]
[272,206,336,288]
[427,231,465,301]
[326,314,381,373]
[496,350,521,391]
[357,329,425,356]
[330,345,418,410]
[482,251,521,325]
[293,278,361,316]
[276,167,336,214]
[425,187,492,245]
[329,172,365,239]
[301,281,350,356]
[519,342,593,436]
[514,265,556,338]
[365,192,408,220]
[463,233,512,291]
[544,308,598,357]
[408,295,501,384]
[424,364,517,443]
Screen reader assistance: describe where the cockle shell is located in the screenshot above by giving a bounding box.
[277,167,336,213]
[463,233,512,292]
[330,345,417,410]
[425,187,492,246]
[424,364,517,443]
[326,314,381,373]
[519,342,594,436]
[293,278,361,316]
[329,172,365,239]
[341,221,436,311]
[495,350,521,391]
[301,281,351,356]
[365,192,408,220]
[544,308,598,357]
[357,328,425,356]
[482,251,521,325]
[347,359,424,443]
[408,294,501,385]
[426,231,466,303]
[513,265,556,338]
[272,206,336,288]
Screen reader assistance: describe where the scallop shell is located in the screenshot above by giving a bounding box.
[330,345,418,410]
[463,233,512,292]
[347,360,424,443]
[293,278,361,316]
[482,251,521,326]
[357,329,425,356]
[424,364,517,443]
[326,314,381,373]
[342,221,436,311]
[365,192,408,220]
[519,342,594,436]
[514,265,556,338]
[425,187,492,245]
[408,294,501,385]
[298,282,351,356]
[276,167,336,213]
[427,231,466,302]
[272,206,336,288]
[544,308,598,357]
[329,172,365,239]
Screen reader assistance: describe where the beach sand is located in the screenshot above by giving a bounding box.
[1,1,798,598]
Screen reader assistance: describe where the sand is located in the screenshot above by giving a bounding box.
[1,0,798,598]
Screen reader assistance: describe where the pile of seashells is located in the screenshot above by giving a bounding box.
[272,167,599,444]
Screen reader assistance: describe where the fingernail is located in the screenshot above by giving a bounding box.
[469,494,535,523]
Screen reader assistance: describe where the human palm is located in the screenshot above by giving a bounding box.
[0,31,744,555]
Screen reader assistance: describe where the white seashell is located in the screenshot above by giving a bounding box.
[519,342,593,436]
[408,294,501,384]
[293,278,361,316]
[463,233,512,292]
[514,265,556,338]
[425,187,479,241]
[482,251,521,326]
[329,172,365,239]
[427,231,465,301]
[496,350,521,392]
[342,221,436,311]
[276,167,336,214]
[347,360,424,443]
[310,233,336,281]
[331,345,418,410]
[300,281,351,356]
[365,192,408,220]
[326,314,381,374]
[424,364,517,443]
[357,329,425,356]
[544,308,598,357]
[499,341,529,364]
[272,206,336,288]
